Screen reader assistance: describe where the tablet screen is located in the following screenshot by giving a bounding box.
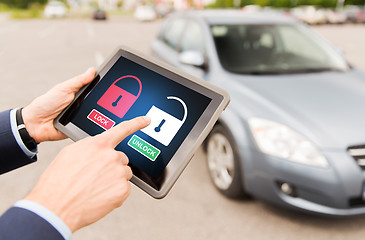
[60,55,212,187]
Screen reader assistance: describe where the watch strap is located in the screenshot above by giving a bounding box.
[16,108,38,151]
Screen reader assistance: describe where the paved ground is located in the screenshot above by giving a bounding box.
[1,15,365,240]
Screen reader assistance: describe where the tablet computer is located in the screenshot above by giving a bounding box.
[54,46,230,199]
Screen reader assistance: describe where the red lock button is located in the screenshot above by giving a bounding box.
[97,75,142,118]
[87,109,115,130]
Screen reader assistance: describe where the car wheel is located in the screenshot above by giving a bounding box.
[206,124,247,199]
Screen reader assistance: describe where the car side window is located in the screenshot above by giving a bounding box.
[159,18,186,49]
[180,21,205,54]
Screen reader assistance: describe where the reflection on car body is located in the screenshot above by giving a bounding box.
[151,9,365,216]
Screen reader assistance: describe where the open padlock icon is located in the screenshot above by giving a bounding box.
[142,96,188,146]
[97,75,142,118]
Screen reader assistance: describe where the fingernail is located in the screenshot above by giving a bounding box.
[86,67,94,74]
[143,116,151,124]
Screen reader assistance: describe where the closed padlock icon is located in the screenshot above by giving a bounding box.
[97,75,142,118]
[142,96,188,146]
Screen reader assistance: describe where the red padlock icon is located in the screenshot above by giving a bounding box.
[97,75,142,118]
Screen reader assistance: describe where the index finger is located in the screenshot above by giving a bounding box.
[98,116,151,147]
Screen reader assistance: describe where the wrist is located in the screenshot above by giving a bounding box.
[16,108,38,150]
[21,106,40,144]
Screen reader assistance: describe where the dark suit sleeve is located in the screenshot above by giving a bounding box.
[0,207,64,240]
[0,110,37,174]
[0,111,66,239]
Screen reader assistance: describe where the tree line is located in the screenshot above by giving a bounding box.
[0,0,52,8]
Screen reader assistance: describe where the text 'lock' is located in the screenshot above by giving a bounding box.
[97,75,142,118]
[142,96,188,146]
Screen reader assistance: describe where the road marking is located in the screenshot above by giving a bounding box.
[94,51,104,66]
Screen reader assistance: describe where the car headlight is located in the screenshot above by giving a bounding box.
[248,118,328,168]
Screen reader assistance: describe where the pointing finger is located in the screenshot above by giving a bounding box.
[99,116,151,147]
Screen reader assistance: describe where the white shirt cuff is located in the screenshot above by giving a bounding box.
[10,108,38,158]
[14,200,72,240]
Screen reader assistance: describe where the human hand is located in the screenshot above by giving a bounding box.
[22,68,96,143]
[24,116,151,232]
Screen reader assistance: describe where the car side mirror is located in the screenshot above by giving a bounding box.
[179,50,206,69]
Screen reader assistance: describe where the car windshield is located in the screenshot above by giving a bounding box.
[211,24,349,74]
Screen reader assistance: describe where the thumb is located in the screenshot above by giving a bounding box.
[61,67,96,93]
[97,116,151,147]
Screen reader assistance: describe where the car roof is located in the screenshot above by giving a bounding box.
[171,10,298,25]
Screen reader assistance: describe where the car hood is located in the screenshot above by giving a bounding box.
[224,70,365,150]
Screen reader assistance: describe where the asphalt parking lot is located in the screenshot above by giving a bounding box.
[1,14,365,240]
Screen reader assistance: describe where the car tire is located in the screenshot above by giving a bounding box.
[205,124,248,199]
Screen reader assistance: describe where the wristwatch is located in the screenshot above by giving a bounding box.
[16,108,38,151]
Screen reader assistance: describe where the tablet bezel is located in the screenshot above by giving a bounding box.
[54,46,230,198]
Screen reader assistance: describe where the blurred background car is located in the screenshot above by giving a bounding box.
[323,9,347,24]
[43,0,67,18]
[343,5,365,23]
[155,3,173,18]
[291,6,327,24]
[134,5,157,21]
[151,10,365,216]
[92,8,107,20]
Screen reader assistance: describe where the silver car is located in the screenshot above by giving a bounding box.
[151,10,365,216]
[44,1,67,18]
